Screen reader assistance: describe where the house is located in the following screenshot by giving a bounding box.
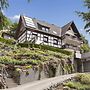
[61,21,83,51]
[15,15,83,51]
[15,16,62,48]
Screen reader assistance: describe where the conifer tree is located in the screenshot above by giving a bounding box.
[77,0,90,33]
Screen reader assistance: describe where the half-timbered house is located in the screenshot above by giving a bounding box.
[15,15,83,51]
[61,21,83,51]
[15,16,62,48]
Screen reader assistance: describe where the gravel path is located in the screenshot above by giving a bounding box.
[4,74,76,90]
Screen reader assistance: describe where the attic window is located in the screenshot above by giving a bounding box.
[42,27,49,32]
[37,23,49,32]
[66,34,70,36]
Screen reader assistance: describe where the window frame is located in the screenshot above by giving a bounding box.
[53,39,58,45]
[43,36,48,43]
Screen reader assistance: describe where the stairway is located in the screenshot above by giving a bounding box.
[5,78,18,88]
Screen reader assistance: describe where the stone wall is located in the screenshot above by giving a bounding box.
[13,59,74,85]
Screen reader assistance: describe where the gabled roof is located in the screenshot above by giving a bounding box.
[16,15,81,39]
[21,15,62,37]
[61,21,81,37]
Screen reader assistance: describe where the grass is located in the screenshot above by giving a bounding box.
[0,37,72,68]
[64,73,90,90]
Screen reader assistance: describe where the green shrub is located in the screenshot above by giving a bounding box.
[64,81,76,88]
[75,73,90,84]
[0,37,15,45]
[64,81,90,90]
[18,43,72,56]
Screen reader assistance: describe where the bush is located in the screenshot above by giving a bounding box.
[18,43,72,56]
[64,81,76,88]
[64,81,90,90]
[0,37,15,45]
[75,73,90,84]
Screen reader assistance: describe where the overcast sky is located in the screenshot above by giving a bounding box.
[4,0,90,44]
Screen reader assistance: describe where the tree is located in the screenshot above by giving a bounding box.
[0,0,11,30]
[9,22,18,35]
[0,0,31,11]
[80,34,88,44]
[0,12,11,30]
[0,0,31,30]
[0,0,9,11]
[80,34,90,53]
[77,0,90,33]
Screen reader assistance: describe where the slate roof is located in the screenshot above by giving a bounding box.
[61,21,73,36]
[61,21,81,37]
[22,16,62,37]
[17,15,81,39]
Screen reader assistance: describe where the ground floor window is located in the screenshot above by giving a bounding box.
[43,36,48,43]
[53,39,58,45]
[32,33,38,39]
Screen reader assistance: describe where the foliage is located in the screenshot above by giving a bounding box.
[0,0,9,10]
[9,22,18,35]
[80,34,88,44]
[77,0,90,33]
[75,73,90,84]
[64,81,90,90]
[25,65,32,69]
[0,37,15,45]
[65,74,90,90]
[18,43,72,56]
[80,43,90,53]
[80,34,90,53]
[0,12,12,30]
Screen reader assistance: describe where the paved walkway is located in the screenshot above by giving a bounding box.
[4,74,76,90]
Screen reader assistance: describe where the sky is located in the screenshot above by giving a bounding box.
[4,0,90,44]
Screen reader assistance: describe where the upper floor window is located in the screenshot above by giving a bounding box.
[53,39,58,45]
[37,23,49,32]
[72,36,76,39]
[42,27,49,32]
[66,34,70,36]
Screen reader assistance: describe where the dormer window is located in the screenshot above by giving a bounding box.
[37,23,49,32]
[42,27,49,32]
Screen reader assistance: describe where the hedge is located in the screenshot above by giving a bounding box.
[0,37,15,45]
[18,43,72,56]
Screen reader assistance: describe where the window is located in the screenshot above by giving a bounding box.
[43,36,48,43]
[66,34,70,36]
[42,27,49,32]
[37,23,49,32]
[32,33,38,39]
[45,28,49,32]
[53,39,58,45]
